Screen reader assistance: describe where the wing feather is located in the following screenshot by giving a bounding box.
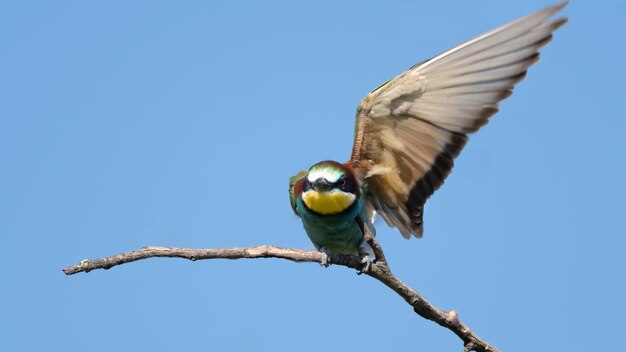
[349,2,567,238]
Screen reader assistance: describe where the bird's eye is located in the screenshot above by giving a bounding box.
[339,176,347,190]
[303,179,312,191]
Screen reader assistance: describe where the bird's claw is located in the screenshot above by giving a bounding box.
[319,247,331,267]
[357,255,371,275]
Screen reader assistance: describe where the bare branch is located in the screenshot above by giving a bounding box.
[62,246,338,275]
[63,245,498,352]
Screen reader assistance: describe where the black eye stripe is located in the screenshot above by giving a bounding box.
[303,173,356,193]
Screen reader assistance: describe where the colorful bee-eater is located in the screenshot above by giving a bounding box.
[289,2,567,264]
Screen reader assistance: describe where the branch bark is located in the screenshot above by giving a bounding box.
[63,242,498,352]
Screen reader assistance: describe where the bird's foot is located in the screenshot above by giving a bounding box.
[357,255,371,275]
[319,247,331,267]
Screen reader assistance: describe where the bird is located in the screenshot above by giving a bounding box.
[288,2,567,265]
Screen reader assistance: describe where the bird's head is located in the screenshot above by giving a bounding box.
[301,160,359,215]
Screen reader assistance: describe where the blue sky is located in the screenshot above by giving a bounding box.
[1,1,624,351]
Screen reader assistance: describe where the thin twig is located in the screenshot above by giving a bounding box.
[63,245,498,352]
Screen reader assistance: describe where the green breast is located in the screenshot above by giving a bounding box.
[296,196,364,255]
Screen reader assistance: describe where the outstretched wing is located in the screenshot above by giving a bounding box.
[349,2,567,238]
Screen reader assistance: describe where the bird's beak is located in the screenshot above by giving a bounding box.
[312,178,333,192]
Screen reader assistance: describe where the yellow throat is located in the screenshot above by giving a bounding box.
[301,190,356,215]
